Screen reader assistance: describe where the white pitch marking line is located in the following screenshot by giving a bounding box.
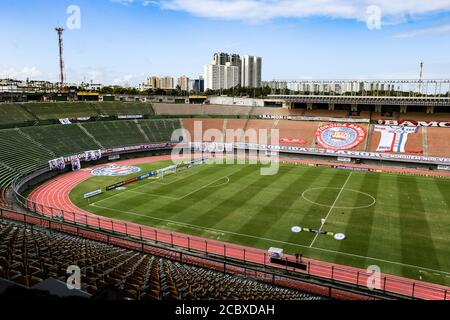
[126,190,180,200]
[91,165,209,205]
[309,171,353,248]
[136,169,200,189]
[88,203,450,276]
[177,176,230,200]
[103,175,231,203]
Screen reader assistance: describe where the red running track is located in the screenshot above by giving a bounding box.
[27,155,450,300]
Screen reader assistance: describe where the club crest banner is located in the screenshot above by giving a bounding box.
[374,125,418,153]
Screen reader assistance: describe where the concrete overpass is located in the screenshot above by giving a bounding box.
[267,94,450,106]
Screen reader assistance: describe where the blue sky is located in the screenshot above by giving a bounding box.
[1,0,450,85]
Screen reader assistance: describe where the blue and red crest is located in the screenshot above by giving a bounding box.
[316,123,366,150]
[91,165,141,177]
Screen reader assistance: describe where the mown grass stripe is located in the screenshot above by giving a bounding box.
[396,175,443,283]
[333,172,380,265]
[186,165,298,236]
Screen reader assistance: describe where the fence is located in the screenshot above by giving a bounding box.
[10,193,450,300]
[0,207,376,300]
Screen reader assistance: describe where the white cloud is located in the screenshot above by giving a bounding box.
[112,74,135,86]
[110,0,134,6]
[0,67,43,80]
[142,0,159,6]
[156,0,450,23]
[394,23,450,38]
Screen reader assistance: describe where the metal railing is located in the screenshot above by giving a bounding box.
[10,191,450,300]
[0,207,383,300]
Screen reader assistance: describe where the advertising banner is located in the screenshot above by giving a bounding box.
[84,189,102,199]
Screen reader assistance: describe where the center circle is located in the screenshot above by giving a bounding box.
[301,187,376,210]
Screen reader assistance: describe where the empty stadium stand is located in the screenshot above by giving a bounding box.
[139,119,183,143]
[0,102,450,208]
[427,127,450,157]
[0,218,321,300]
[152,103,301,117]
[0,102,155,125]
[0,104,36,125]
[277,120,319,147]
[24,102,99,120]
[2,101,450,301]
[95,102,154,117]
[0,129,54,177]
[181,118,225,142]
[0,189,9,209]
[80,119,181,148]
[302,109,349,118]
[0,119,182,197]
[20,124,100,157]
[398,112,450,122]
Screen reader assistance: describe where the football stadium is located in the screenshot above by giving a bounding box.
[1,97,450,302]
[2,1,450,312]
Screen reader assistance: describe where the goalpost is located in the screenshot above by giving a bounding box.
[157,165,177,180]
[154,158,209,180]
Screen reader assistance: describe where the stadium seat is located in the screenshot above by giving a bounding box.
[0,218,322,300]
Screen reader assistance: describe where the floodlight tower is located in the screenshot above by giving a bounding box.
[55,27,65,90]
[418,61,424,94]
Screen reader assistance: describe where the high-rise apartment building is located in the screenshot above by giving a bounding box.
[159,76,174,90]
[205,53,241,91]
[191,76,204,92]
[176,76,190,91]
[241,55,262,88]
[205,52,262,90]
[146,76,160,89]
[146,76,174,90]
[204,63,239,91]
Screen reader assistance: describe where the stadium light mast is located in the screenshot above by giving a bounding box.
[418,61,424,94]
[55,26,65,90]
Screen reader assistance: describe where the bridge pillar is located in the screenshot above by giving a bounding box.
[375,105,382,113]
[306,103,313,111]
[426,106,434,114]
[351,104,358,112]
[328,103,335,111]
[282,101,293,109]
[400,105,407,113]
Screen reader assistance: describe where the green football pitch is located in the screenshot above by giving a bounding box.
[70,160,450,286]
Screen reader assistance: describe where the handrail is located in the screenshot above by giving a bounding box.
[12,192,450,300]
[6,147,450,300]
[0,207,392,300]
